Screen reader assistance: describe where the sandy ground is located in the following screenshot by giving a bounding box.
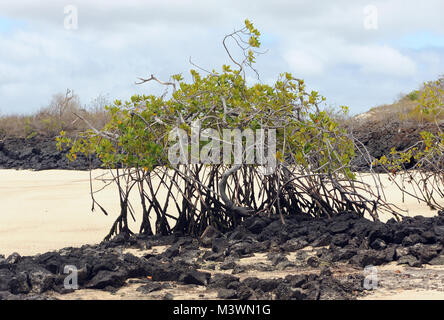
[0,169,136,256]
[0,169,440,257]
[362,290,444,300]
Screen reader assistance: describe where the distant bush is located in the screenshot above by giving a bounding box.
[407,90,419,101]
[406,77,444,123]
[0,90,110,139]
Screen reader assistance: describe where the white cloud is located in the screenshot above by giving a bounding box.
[283,50,324,76]
[347,45,417,76]
[283,37,417,78]
[0,0,443,114]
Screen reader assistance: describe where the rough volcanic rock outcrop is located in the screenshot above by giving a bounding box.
[1,211,443,300]
[350,120,444,171]
[0,136,100,170]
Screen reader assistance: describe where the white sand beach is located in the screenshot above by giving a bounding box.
[0,169,135,256]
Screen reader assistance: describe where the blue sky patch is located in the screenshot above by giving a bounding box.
[0,16,26,33]
[396,31,444,50]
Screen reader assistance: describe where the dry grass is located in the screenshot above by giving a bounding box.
[2,77,442,139]
[0,90,110,139]
[359,77,444,124]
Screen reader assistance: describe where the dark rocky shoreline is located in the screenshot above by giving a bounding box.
[350,120,444,171]
[1,120,441,171]
[1,211,443,300]
[0,136,101,170]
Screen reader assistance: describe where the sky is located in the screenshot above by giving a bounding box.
[0,0,443,115]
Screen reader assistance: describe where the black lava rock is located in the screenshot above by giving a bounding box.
[179,270,211,286]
